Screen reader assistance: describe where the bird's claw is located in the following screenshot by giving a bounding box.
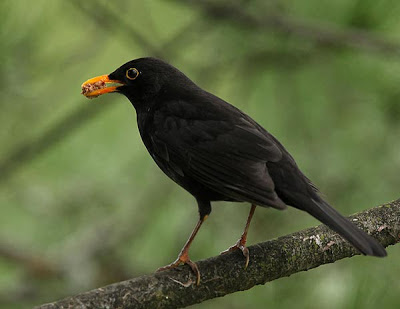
[220,240,250,269]
[157,253,201,285]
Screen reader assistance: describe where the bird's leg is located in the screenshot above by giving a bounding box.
[221,204,256,269]
[157,214,208,285]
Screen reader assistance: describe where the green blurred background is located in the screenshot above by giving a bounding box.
[0,0,399,308]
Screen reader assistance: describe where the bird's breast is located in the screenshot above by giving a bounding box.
[135,109,230,201]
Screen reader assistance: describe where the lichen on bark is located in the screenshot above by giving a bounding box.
[36,199,400,309]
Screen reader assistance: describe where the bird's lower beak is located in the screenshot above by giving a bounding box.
[81,75,124,99]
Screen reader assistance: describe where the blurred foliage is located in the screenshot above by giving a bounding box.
[0,0,399,308]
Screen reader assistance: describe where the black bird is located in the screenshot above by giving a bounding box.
[81,57,386,284]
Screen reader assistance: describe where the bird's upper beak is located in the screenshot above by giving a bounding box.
[81,75,124,99]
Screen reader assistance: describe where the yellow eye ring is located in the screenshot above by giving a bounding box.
[126,68,139,80]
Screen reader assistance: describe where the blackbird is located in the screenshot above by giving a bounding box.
[81,57,386,284]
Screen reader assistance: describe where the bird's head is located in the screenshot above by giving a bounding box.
[81,57,194,107]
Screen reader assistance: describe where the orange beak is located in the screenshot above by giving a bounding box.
[81,74,124,99]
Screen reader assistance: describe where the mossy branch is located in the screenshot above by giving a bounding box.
[36,199,400,309]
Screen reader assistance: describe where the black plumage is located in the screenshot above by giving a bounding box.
[82,57,386,284]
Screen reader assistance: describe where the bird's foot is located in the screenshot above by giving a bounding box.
[157,252,200,285]
[220,238,250,269]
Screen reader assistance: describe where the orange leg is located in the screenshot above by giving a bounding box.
[221,204,256,269]
[157,215,207,285]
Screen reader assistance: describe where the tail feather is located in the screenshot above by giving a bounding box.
[306,198,387,257]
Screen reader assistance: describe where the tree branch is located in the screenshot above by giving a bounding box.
[183,0,400,57]
[36,199,400,309]
[0,241,63,279]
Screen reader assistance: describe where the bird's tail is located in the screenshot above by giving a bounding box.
[303,197,386,257]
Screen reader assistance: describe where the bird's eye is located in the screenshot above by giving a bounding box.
[126,68,139,80]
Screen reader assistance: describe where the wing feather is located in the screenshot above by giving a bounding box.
[152,107,286,209]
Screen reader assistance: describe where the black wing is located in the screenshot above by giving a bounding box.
[150,99,287,209]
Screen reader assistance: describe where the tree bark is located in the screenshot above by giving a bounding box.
[36,199,400,309]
